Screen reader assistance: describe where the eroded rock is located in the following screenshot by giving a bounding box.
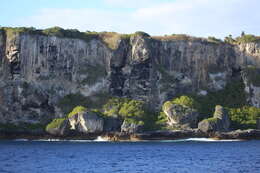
[198,105,230,133]
[121,120,143,134]
[69,111,104,133]
[163,103,199,129]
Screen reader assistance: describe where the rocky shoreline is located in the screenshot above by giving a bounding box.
[1,129,260,141]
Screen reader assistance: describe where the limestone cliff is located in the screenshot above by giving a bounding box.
[1,28,260,127]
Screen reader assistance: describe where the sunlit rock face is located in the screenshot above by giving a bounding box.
[1,30,260,125]
[163,103,199,129]
[198,105,230,133]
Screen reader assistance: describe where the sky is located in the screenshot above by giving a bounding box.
[1,0,260,38]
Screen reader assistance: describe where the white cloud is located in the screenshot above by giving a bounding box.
[16,0,260,38]
[104,0,154,8]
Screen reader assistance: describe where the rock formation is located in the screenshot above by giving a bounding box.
[121,120,143,133]
[198,105,230,133]
[68,111,104,133]
[46,111,104,136]
[163,103,199,129]
[257,118,260,129]
[1,28,260,133]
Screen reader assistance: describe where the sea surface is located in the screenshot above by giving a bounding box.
[0,138,260,173]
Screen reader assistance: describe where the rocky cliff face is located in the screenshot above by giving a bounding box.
[1,30,260,126]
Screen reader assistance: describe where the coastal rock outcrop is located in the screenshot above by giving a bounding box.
[215,129,260,139]
[46,111,104,136]
[163,103,199,129]
[68,111,104,133]
[198,105,230,133]
[46,119,71,136]
[121,120,143,133]
[1,28,260,133]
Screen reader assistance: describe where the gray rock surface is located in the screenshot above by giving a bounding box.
[215,129,260,139]
[1,30,260,131]
[257,118,260,130]
[103,117,123,132]
[163,103,199,129]
[241,66,260,107]
[46,119,71,136]
[69,111,104,133]
[121,120,143,133]
[46,111,104,136]
[198,105,230,133]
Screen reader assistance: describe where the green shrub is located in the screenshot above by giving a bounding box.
[102,97,156,129]
[134,31,150,37]
[162,95,198,110]
[236,34,260,43]
[207,36,222,44]
[45,118,66,131]
[190,79,247,119]
[229,106,260,129]
[206,117,218,123]
[172,96,197,108]
[119,100,145,118]
[103,97,145,119]
[224,35,235,44]
[67,106,87,118]
[155,111,168,129]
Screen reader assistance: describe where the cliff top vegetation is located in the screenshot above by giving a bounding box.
[1,27,260,48]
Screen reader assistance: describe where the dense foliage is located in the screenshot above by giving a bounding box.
[191,79,247,119]
[102,98,145,124]
[102,97,160,130]
[46,118,66,131]
[236,34,260,43]
[229,106,260,129]
[172,96,197,108]
[46,106,87,131]
[67,106,87,118]
[207,36,222,44]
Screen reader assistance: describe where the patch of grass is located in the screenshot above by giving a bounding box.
[45,118,66,131]
[152,34,204,42]
[67,106,87,118]
[207,36,223,44]
[206,117,218,123]
[99,32,121,50]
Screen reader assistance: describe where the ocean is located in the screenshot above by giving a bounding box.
[0,138,260,173]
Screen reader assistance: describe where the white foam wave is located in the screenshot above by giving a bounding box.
[32,139,93,142]
[94,136,108,142]
[159,138,241,142]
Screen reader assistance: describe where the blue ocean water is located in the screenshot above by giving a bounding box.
[0,139,260,173]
